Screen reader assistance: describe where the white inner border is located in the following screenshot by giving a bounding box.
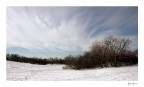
[0,0,143,87]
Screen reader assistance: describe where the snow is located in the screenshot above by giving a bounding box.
[7,61,138,81]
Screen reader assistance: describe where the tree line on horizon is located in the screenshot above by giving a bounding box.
[6,36,138,70]
[6,54,65,65]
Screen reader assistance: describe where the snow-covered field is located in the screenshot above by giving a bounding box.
[7,61,138,81]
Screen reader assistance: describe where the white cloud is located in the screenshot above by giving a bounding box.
[7,7,92,53]
[7,7,138,54]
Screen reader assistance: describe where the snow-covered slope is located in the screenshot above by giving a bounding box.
[7,61,138,81]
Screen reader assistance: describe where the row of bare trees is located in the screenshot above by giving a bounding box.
[64,36,138,69]
[6,36,138,69]
[7,54,65,65]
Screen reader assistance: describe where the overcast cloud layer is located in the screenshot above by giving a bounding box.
[7,7,138,58]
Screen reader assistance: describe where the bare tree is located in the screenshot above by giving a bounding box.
[90,36,131,67]
[90,40,107,67]
[104,36,131,66]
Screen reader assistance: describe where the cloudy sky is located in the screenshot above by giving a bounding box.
[7,7,138,58]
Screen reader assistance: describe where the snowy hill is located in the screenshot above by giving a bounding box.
[7,61,138,81]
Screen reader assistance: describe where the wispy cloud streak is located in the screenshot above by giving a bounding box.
[7,7,138,57]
